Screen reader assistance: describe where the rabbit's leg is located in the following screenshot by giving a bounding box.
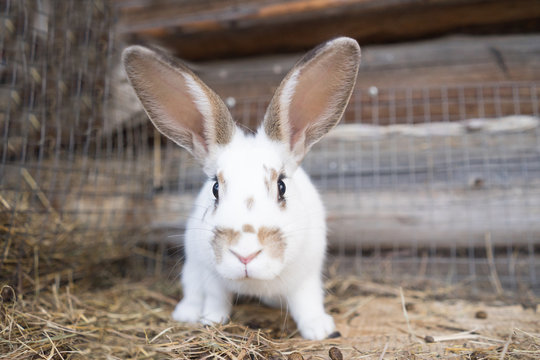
[172,260,203,323]
[200,278,232,324]
[287,275,335,340]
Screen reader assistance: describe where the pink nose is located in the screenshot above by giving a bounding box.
[231,250,261,265]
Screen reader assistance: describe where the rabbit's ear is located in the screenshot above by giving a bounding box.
[122,46,235,166]
[262,37,360,163]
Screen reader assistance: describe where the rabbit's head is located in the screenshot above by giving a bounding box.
[123,38,360,281]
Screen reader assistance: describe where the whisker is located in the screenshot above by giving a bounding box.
[167,234,185,238]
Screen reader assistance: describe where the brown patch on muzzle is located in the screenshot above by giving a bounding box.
[257,226,285,260]
[212,227,240,263]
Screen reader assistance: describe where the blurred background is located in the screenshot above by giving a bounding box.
[2,0,540,298]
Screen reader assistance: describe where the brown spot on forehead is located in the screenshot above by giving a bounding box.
[258,226,286,260]
[270,169,279,182]
[264,167,280,194]
[242,224,255,233]
[217,171,225,185]
[245,197,254,210]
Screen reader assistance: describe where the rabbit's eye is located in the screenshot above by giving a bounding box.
[277,179,286,199]
[212,181,219,200]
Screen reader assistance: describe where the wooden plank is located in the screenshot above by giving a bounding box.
[143,185,540,249]
[325,186,540,249]
[198,35,540,97]
[114,0,540,60]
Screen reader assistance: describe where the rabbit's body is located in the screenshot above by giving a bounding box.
[122,37,361,340]
[175,133,332,339]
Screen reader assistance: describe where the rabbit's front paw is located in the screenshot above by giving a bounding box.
[200,309,229,325]
[172,300,201,323]
[297,313,335,340]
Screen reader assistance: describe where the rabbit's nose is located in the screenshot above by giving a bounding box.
[230,249,261,265]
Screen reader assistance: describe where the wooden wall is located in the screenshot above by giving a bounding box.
[114,0,540,60]
[107,1,540,250]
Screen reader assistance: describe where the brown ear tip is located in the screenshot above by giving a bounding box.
[329,37,361,57]
[122,45,154,65]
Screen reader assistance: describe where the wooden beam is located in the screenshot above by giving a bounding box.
[114,0,540,60]
[196,34,540,96]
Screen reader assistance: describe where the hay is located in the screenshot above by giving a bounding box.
[1,195,539,359]
[0,277,332,359]
[1,276,539,359]
[0,185,137,298]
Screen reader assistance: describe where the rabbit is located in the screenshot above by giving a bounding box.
[122,37,361,340]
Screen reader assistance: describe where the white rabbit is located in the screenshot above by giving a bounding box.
[122,37,361,340]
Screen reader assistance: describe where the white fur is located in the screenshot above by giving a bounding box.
[183,73,214,125]
[172,131,334,339]
[277,68,299,141]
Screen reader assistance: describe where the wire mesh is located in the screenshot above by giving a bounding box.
[1,1,539,297]
[230,84,540,295]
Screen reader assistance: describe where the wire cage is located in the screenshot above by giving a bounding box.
[2,0,539,303]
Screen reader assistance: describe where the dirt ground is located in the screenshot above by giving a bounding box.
[234,276,540,359]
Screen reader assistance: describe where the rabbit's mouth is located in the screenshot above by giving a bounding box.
[229,249,262,279]
[216,258,283,282]
[242,266,252,279]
